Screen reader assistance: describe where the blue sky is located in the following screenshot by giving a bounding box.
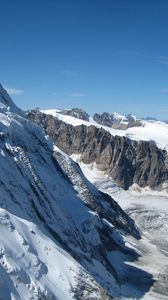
[1,0,168,119]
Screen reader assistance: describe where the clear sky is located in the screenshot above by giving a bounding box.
[0,0,168,119]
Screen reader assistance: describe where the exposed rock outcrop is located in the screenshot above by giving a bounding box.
[27,110,168,190]
[59,107,90,121]
[93,112,143,129]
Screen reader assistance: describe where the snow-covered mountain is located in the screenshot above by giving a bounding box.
[0,84,24,116]
[28,109,168,191]
[93,112,143,129]
[27,105,168,299]
[39,108,168,151]
[59,108,90,121]
[0,84,154,299]
[46,108,143,129]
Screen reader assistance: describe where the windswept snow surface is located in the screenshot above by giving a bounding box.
[72,157,168,300]
[0,209,81,300]
[41,109,168,151]
[0,85,155,299]
[0,88,113,299]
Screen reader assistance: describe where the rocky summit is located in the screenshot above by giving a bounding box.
[93,112,143,129]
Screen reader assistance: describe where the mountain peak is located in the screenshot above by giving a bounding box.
[0,83,23,115]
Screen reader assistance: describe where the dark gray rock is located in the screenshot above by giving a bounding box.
[93,112,143,129]
[54,149,140,238]
[93,112,115,128]
[27,110,168,190]
[59,107,90,121]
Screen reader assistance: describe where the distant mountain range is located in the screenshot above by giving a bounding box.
[28,107,168,190]
[41,107,166,128]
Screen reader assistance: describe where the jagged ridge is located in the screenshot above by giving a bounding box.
[27,110,168,190]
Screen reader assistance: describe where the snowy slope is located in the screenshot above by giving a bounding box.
[0,84,24,116]
[72,158,168,300]
[0,209,81,300]
[0,84,154,299]
[40,109,168,151]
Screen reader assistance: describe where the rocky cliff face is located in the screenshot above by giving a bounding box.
[28,110,168,190]
[59,107,90,121]
[93,112,143,129]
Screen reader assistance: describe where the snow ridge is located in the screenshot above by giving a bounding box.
[0,85,154,299]
[40,108,168,151]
